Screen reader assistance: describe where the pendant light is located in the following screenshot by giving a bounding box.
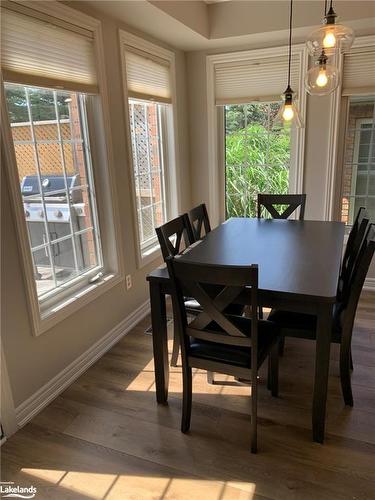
[274,0,303,128]
[305,48,339,96]
[306,0,354,57]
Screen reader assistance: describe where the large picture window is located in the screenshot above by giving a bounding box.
[210,46,306,222]
[2,3,119,332]
[225,102,291,218]
[4,83,103,300]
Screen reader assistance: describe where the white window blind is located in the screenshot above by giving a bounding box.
[124,48,171,104]
[214,54,301,105]
[342,47,375,96]
[1,6,98,93]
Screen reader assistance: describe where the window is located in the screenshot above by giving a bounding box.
[209,46,306,222]
[338,41,375,228]
[5,83,103,300]
[129,99,168,254]
[121,34,175,261]
[340,96,375,226]
[1,3,119,331]
[225,102,290,218]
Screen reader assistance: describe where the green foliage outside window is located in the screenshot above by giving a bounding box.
[225,104,291,218]
[5,86,69,123]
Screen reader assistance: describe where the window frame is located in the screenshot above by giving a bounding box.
[207,44,307,226]
[349,117,374,224]
[119,29,178,268]
[128,98,171,258]
[5,85,105,303]
[1,2,124,336]
[332,35,375,224]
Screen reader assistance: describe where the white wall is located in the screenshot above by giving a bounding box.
[1,4,191,409]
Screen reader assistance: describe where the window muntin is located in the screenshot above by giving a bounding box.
[340,96,375,227]
[5,83,103,301]
[224,102,291,218]
[129,99,167,255]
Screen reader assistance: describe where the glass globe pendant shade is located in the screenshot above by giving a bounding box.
[305,51,339,96]
[273,86,304,129]
[306,23,355,56]
[306,6,354,56]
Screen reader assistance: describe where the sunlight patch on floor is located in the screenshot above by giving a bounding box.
[21,469,256,499]
[125,356,252,398]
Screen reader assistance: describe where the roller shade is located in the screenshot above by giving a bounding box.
[1,6,98,93]
[342,48,375,96]
[124,48,171,104]
[215,54,301,105]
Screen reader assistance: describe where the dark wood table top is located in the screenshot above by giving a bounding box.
[148,218,345,303]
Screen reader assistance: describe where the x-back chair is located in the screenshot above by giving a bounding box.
[167,257,281,453]
[188,203,211,241]
[257,193,307,221]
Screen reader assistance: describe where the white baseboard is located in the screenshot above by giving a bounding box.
[364,278,375,291]
[15,299,150,428]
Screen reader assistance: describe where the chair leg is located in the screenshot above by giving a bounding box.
[258,306,264,319]
[279,336,285,356]
[270,343,279,398]
[350,348,354,371]
[340,340,353,407]
[207,371,214,384]
[251,370,258,454]
[170,327,180,367]
[181,365,192,433]
[267,356,272,391]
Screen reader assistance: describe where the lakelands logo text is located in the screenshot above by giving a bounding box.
[0,482,37,499]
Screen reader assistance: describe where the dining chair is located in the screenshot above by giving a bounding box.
[155,214,194,261]
[276,207,369,362]
[257,193,307,220]
[188,203,211,241]
[156,214,198,367]
[268,223,375,406]
[166,257,281,453]
[337,207,368,303]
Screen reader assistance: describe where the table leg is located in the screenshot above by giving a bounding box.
[313,303,333,443]
[150,281,169,404]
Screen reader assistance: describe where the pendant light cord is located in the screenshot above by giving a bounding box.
[287,0,293,87]
[324,0,327,15]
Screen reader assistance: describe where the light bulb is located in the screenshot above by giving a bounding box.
[316,69,328,87]
[323,31,336,49]
[282,105,294,121]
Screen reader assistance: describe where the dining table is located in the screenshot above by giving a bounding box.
[146,217,345,444]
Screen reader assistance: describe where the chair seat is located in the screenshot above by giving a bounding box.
[189,315,280,369]
[184,299,244,316]
[267,302,344,342]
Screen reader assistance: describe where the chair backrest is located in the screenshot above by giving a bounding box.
[156,214,194,261]
[257,194,306,220]
[340,223,375,333]
[337,207,369,301]
[188,203,211,241]
[166,258,259,360]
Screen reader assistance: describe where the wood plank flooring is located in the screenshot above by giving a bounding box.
[2,292,375,500]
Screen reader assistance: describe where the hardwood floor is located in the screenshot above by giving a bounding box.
[2,292,375,500]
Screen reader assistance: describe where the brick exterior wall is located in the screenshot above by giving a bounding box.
[341,102,373,224]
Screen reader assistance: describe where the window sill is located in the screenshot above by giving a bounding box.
[138,244,162,269]
[34,272,122,336]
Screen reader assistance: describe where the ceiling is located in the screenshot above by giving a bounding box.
[81,0,375,51]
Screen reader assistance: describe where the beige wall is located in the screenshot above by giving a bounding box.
[1,5,191,407]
